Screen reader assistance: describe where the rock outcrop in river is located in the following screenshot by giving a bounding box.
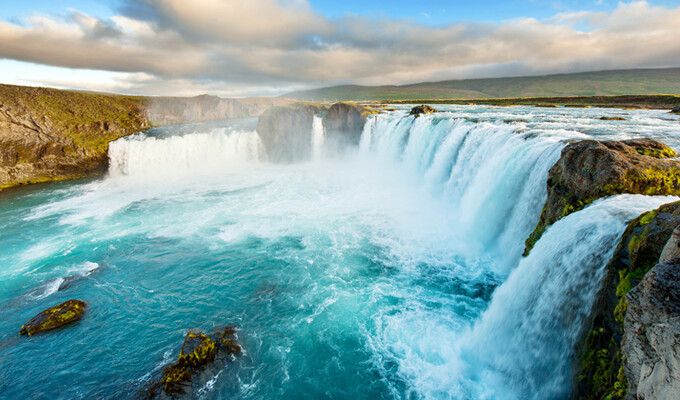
[19,299,86,336]
[322,102,379,153]
[524,138,680,255]
[144,326,241,399]
[0,84,293,192]
[256,101,379,162]
[256,102,329,162]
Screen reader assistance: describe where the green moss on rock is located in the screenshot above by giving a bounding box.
[524,139,680,255]
[144,326,242,398]
[19,299,86,336]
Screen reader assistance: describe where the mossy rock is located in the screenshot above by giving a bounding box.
[524,138,680,255]
[215,325,242,357]
[144,327,242,398]
[409,105,437,116]
[600,116,628,121]
[19,299,86,336]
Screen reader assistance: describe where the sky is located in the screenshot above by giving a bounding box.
[0,0,679,97]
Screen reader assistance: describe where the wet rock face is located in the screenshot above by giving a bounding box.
[19,299,86,336]
[524,138,680,255]
[255,102,329,163]
[409,104,437,116]
[623,259,680,400]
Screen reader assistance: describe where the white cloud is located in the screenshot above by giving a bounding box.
[0,0,678,96]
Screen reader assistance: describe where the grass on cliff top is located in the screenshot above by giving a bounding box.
[0,84,150,155]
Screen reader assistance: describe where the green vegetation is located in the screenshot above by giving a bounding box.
[381,95,680,110]
[285,68,680,104]
[0,84,150,161]
[19,299,87,336]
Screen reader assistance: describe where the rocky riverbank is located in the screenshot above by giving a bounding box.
[0,84,293,192]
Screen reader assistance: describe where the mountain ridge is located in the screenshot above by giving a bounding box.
[284,68,680,101]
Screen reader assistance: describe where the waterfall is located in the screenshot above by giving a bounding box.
[311,114,325,161]
[108,127,263,177]
[359,113,565,270]
[453,194,678,399]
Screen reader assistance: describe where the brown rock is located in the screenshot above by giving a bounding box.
[409,104,437,116]
[19,299,86,336]
[524,138,680,255]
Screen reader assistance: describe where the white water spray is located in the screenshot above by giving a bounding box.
[311,115,325,161]
[359,113,565,270]
[108,128,263,177]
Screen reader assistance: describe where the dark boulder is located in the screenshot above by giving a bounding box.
[255,102,329,162]
[671,105,680,114]
[322,102,379,153]
[409,105,437,116]
[524,138,680,255]
[19,299,86,336]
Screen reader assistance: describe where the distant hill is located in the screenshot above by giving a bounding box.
[284,68,680,101]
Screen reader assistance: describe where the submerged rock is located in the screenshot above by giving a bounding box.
[19,299,86,336]
[623,258,680,400]
[409,104,437,116]
[144,326,242,398]
[524,138,680,255]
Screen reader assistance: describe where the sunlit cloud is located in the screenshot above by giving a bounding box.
[0,0,678,96]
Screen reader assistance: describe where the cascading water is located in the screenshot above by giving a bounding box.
[108,125,263,177]
[311,115,325,161]
[1,106,679,399]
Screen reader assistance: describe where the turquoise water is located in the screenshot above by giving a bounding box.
[1,106,679,399]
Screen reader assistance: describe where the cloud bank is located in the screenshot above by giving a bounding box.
[0,0,679,96]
